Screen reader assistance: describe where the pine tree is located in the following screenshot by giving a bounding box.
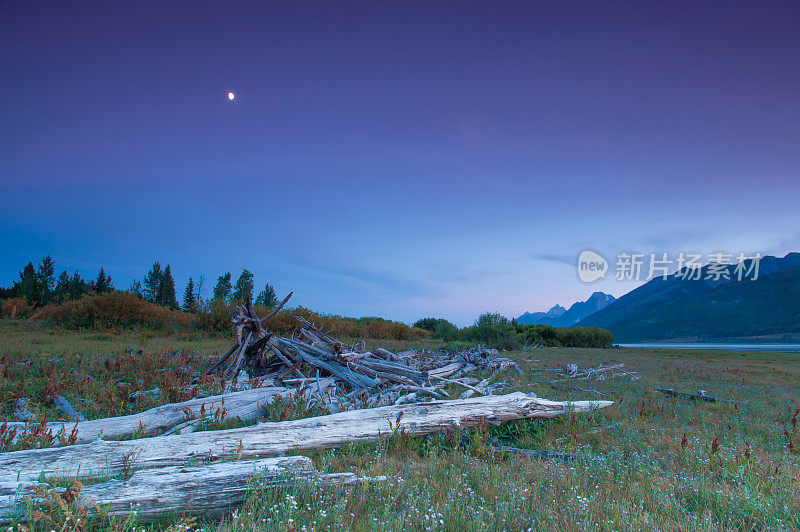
[255,282,278,308]
[183,277,197,312]
[53,270,70,304]
[37,255,55,305]
[143,262,163,303]
[69,270,87,301]
[94,267,113,293]
[232,269,255,303]
[159,265,179,309]
[129,279,144,299]
[212,272,232,302]
[17,262,39,304]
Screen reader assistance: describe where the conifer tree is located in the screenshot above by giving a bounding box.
[143,262,163,303]
[255,282,278,308]
[53,270,70,304]
[17,262,39,304]
[212,272,232,302]
[183,277,197,312]
[94,267,113,293]
[159,265,179,309]
[232,269,255,303]
[69,270,87,301]
[37,255,55,305]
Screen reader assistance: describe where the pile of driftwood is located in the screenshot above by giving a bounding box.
[0,293,614,524]
[201,294,524,409]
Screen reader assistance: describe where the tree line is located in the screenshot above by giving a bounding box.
[2,256,614,349]
[1,255,280,313]
[0,255,114,306]
[414,312,615,349]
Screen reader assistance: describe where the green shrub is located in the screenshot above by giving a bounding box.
[514,322,614,348]
[37,291,194,330]
[414,317,459,342]
[1,297,34,319]
[462,313,519,350]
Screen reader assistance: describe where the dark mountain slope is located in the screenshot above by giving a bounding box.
[578,257,800,341]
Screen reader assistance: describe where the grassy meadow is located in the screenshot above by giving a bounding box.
[1,321,799,531]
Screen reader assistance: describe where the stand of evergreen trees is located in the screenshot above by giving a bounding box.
[1,256,282,316]
[1,256,613,348]
[0,254,115,306]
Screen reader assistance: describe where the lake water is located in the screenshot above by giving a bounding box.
[619,343,800,353]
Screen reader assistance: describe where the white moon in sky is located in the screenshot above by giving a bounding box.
[227,92,235,101]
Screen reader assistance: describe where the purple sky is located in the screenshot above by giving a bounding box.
[1,1,799,325]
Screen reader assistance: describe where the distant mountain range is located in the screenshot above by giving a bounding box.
[577,253,800,342]
[517,291,616,328]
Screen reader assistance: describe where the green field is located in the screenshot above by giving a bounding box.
[1,322,799,531]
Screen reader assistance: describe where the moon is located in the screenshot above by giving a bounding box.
[227,92,235,101]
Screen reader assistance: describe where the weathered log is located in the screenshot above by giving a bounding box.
[3,386,293,446]
[53,395,85,422]
[203,342,240,376]
[357,358,424,382]
[76,458,365,523]
[282,341,378,389]
[375,347,403,361]
[348,362,418,386]
[2,456,377,524]
[338,351,370,362]
[430,375,488,397]
[0,393,612,485]
[427,362,464,379]
[224,331,252,379]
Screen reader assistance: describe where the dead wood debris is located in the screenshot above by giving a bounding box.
[537,362,638,382]
[0,291,617,524]
[200,293,523,409]
[655,388,743,405]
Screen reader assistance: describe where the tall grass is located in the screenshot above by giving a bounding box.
[3,331,799,530]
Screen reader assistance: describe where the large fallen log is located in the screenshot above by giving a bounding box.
[2,456,375,524]
[0,393,612,486]
[3,386,293,446]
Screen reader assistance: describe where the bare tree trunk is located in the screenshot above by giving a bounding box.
[3,386,293,446]
[1,456,377,524]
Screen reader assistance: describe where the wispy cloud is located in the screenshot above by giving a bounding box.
[292,260,440,299]
[429,268,511,284]
[531,253,575,267]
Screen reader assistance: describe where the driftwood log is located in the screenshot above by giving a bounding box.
[3,386,293,446]
[0,393,611,488]
[53,395,86,422]
[76,457,372,523]
[1,456,378,524]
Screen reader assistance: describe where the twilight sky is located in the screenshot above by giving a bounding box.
[1,1,799,326]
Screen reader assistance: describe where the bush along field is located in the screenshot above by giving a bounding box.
[0,322,799,531]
